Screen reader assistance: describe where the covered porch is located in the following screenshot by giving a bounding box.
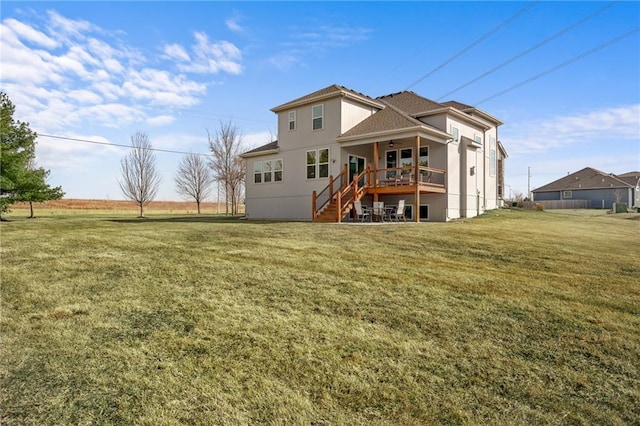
[312,135,448,223]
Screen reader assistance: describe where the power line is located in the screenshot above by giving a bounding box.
[436,0,620,101]
[37,133,213,157]
[404,0,540,91]
[474,27,640,106]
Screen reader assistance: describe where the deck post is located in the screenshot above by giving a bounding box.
[415,135,420,223]
[312,191,317,221]
[373,142,379,187]
[329,175,334,201]
[343,164,348,189]
[336,189,342,223]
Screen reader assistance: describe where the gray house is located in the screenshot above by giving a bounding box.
[532,167,639,209]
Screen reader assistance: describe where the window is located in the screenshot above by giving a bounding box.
[490,136,496,176]
[474,134,483,147]
[419,205,429,221]
[274,159,283,181]
[306,148,329,179]
[563,190,572,199]
[253,161,262,183]
[419,146,430,181]
[451,126,459,142]
[400,148,413,177]
[312,104,323,130]
[263,160,272,183]
[288,111,296,131]
[253,159,283,184]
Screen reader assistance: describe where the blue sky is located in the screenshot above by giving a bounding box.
[1,1,639,202]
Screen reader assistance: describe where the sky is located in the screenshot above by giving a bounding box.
[1,1,639,202]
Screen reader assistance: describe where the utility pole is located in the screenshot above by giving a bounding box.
[527,166,531,200]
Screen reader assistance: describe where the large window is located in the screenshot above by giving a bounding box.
[312,104,323,130]
[254,159,283,184]
[306,148,329,179]
[288,111,296,131]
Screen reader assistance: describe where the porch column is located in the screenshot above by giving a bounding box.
[415,135,420,223]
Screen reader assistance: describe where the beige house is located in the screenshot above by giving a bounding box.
[241,84,507,222]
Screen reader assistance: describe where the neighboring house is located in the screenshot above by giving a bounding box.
[241,84,506,222]
[532,167,639,209]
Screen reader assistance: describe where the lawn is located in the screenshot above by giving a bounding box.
[1,209,638,424]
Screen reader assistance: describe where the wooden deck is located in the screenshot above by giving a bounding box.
[312,165,446,222]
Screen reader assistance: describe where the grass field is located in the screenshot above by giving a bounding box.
[1,208,638,424]
[8,198,233,216]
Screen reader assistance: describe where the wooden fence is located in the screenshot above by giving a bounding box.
[524,200,590,209]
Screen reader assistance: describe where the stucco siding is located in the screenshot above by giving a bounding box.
[341,98,376,134]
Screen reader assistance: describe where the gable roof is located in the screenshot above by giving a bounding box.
[339,101,426,138]
[271,84,383,112]
[240,140,278,158]
[377,91,502,127]
[377,91,444,115]
[533,167,633,192]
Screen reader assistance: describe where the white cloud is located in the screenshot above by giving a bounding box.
[270,24,371,71]
[3,18,58,48]
[225,17,244,33]
[163,43,190,62]
[46,10,97,38]
[0,10,214,133]
[170,31,243,75]
[36,133,120,170]
[503,104,640,156]
[147,115,176,126]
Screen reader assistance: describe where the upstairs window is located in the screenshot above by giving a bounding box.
[288,111,296,131]
[306,148,329,179]
[312,104,324,130]
[451,126,459,142]
[474,134,483,147]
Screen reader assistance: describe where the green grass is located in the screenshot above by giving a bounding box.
[1,209,638,424]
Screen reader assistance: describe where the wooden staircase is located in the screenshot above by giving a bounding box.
[312,166,369,223]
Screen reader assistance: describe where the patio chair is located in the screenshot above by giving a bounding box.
[373,201,385,222]
[389,199,406,222]
[353,200,370,222]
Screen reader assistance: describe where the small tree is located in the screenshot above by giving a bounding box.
[20,159,64,218]
[208,121,245,215]
[174,153,215,214]
[118,131,161,218]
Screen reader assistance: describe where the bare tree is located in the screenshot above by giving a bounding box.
[174,153,215,214]
[208,121,245,215]
[118,131,161,218]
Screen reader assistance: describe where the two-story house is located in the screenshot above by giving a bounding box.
[240,84,507,222]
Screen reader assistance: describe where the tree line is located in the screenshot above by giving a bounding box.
[120,122,245,218]
[0,92,247,219]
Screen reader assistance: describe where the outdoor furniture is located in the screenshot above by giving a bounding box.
[389,200,406,222]
[373,201,386,222]
[353,200,371,222]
